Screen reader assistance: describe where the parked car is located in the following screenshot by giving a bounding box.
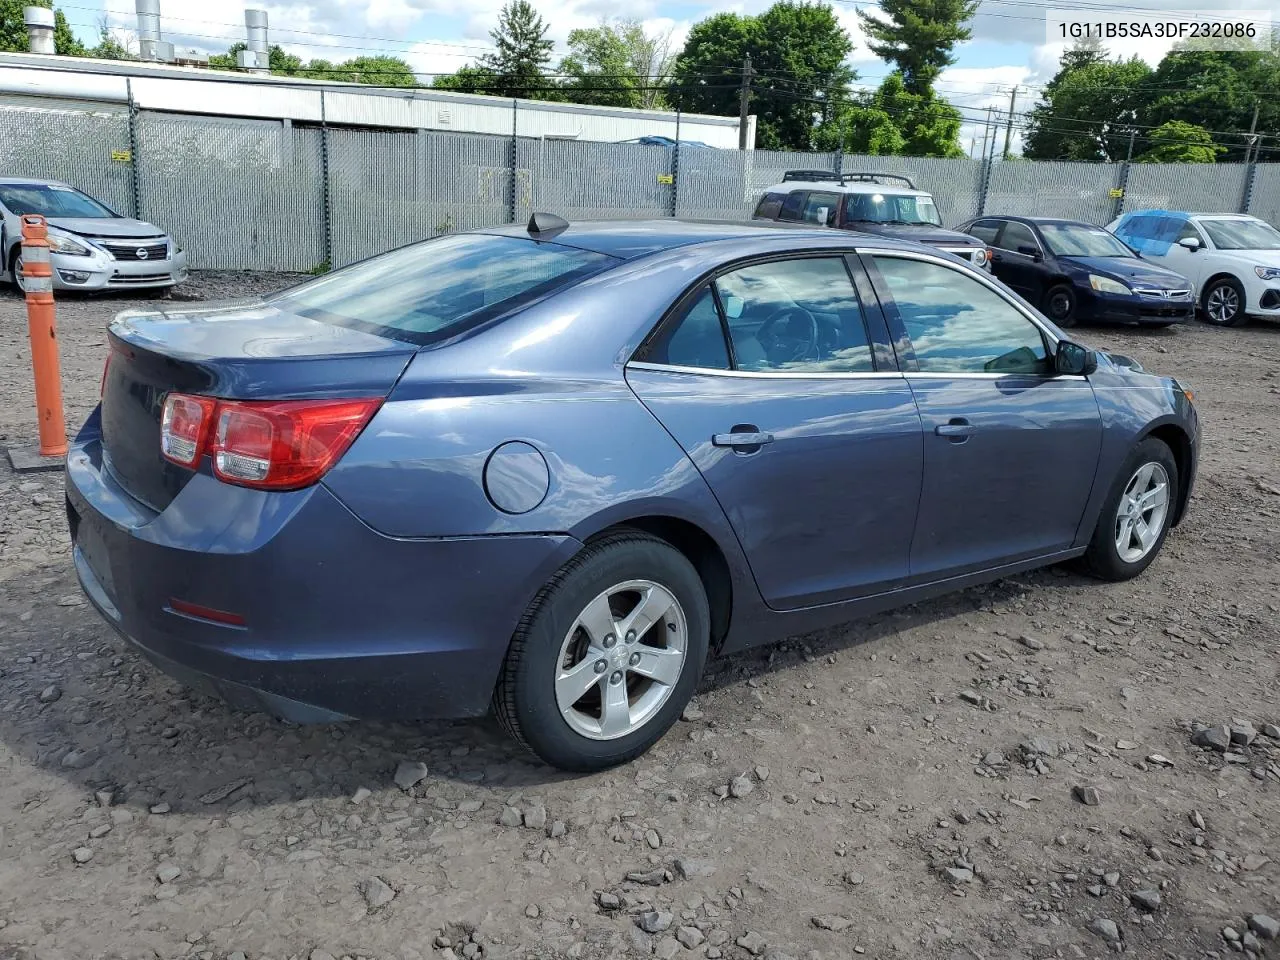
[0,177,188,292]
[1106,210,1280,326]
[955,215,1194,328]
[752,170,990,269]
[66,217,1198,771]
[619,135,714,149]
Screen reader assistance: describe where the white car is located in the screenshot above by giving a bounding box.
[1106,210,1280,326]
[1,177,188,293]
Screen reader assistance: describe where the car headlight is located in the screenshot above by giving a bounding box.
[46,232,91,257]
[1089,275,1131,295]
[1255,266,1280,281]
[973,248,989,265]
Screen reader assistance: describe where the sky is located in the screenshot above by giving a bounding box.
[51,0,1277,155]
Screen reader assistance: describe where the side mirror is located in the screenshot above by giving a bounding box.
[1055,340,1097,376]
[1017,245,1042,262]
[1177,236,1201,251]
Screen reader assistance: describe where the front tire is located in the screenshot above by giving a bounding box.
[8,248,25,293]
[1201,277,1247,327]
[1043,283,1077,327]
[1082,438,1178,582]
[494,531,710,772]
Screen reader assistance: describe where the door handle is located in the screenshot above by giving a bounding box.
[935,419,974,441]
[712,431,774,448]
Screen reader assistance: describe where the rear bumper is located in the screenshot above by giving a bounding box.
[65,426,580,722]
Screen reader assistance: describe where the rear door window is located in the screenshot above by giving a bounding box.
[996,221,1041,255]
[273,234,617,345]
[967,219,1003,244]
[800,192,840,226]
[754,192,785,219]
[778,192,806,222]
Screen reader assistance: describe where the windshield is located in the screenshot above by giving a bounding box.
[843,192,941,227]
[272,233,617,345]
[1040,223,1134,258]
[1199,218,1280,250]
[0,183,116,219]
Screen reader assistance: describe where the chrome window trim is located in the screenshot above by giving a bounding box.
[626,360,903,381]
[906,371,1087,381]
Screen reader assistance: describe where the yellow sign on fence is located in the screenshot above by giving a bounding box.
[1109,188,1124,199]
[111,149,132,163]
[657,173,674,185]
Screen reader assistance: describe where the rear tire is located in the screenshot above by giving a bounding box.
[8,248,24,293]
[1043,283,1077,327]
[1082,438,1179,582]
[1200,276,1248,327]
[494,531,709,772]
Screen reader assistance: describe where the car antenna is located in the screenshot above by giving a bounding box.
[527,212,570,239]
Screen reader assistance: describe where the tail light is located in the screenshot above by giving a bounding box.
[160,394,380,490]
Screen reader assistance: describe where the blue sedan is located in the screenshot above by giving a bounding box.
[956,216,1196,328]
[66,217,1199,771]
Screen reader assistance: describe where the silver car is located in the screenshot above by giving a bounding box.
[1,177,189,292]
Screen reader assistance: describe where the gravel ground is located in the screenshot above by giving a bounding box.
[1,274,1278,960]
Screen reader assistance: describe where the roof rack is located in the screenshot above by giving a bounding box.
[840,171,917,189]
[781,169,843,183]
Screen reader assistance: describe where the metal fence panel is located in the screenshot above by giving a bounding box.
[329,128,511,267]
[841,155,986,226]
[675,149,748,219]
[524,139,672,221]
[985,161,1120,225]
[0,105,133,216]
[135,111,324,272]
[1247,165,1280,227]
[1124,163,1249,218]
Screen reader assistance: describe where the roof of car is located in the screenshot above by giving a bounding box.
[1119,210,1258,220]
[476,218,872,259]
[0,177,71,186]
[764,180,931,197]
[970,216,1099,228]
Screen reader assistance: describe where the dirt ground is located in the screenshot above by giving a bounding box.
[1,274,1278,960]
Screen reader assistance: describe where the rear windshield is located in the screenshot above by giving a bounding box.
[273,234,617,345]
[0,183,116,218]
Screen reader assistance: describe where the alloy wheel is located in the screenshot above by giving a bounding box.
[554,579,687,741]
[1206,284,1240,324]
[1114,462,1171,563]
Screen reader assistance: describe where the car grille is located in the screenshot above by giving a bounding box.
[101,241,168,262]
[107,273,171,285]
[1132,287,1192,301]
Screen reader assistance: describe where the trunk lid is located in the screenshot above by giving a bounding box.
[101,301,416,511]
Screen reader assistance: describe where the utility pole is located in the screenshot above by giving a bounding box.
[1002,85,1018,160]
[979,107,993,164]
[738,54,754,151]
[1243,100,1259,164]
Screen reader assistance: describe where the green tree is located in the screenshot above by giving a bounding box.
[1022,50,1152,161]
[88,17,132,59]
[856,0,977,97]
[432,65,502,94]
[559,19,673,109]
[209,42,304,76]
[2,0,85,55]
[1134,120,1224,163]
[314,56,417,86]
[667,2,855,151]
[480,0,554,98]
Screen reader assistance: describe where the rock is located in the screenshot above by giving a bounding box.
[228,953,247,960]
[393,761,428,790]
[944,867,974,884]
[754,765,770,782]
[1244,933,1263,952]
[39,684,62,703]
[1115,739,1139,750]
[1022,736,1061,758]
[1230,722,1257,746]
[157,864,182,884]
[1130,889,1161,912]
[197,777,251,804]
[842,871,865,886]
[1088,918,1121,943]
[351,787,372,804]
[958,690,983,706]
[637,911,673,934]
[1241,854,1270,871]
[149,802,170,815]
[361,876,396,910]
[1248,915,1279,940]
[653,938,681,960]
[439,951,458,960]
[1146,754,1175,768]
[61,748,99,770]
[94,789,115,808]
[310,952,337,960]
[1191,725,1231,752]
[737,932,767,956]
[596,892,621,910]
[644,828,661,849]
[681,705,704,722]
[982,751,1005,767]
[1073,785,1101,806]
[676,926,706,949]
[729,775,754,799]
[72,846,93,864]
[1260,723,1280,740]
[548,820,567,839]
[1223,927,1241,942]
[812,915,853,932]
[1104,872,1120,888]
[523,805,547,830]
[1087,885,1106,898]
[457,799,483,814]
[1191,810,1206,830]
[1018,635,1044,651]
[674,858,717,880]
[498,806,523,827]
[524,904,540,919]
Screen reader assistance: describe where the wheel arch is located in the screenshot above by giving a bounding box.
[1139,422,1194,527]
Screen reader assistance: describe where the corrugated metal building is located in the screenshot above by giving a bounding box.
[0,53,756,148]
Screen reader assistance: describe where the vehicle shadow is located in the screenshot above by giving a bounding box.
[0,554,1089,809]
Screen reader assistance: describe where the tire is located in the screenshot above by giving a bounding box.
[1200,276,1248,327]
[1043,283,1077,327]
[8,247,24,293]
[494,531,710,772]
[1082,438,1179,582]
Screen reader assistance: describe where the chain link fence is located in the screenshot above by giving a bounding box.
[3,100,1280,273]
